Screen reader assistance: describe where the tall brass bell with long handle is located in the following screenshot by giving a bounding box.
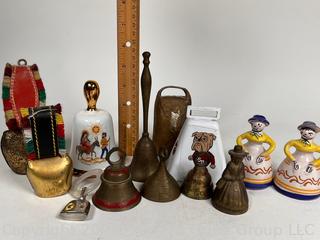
[131,52,159,182]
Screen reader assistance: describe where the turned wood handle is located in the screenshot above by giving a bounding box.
[141,52,151,134]
[84,80,100,111]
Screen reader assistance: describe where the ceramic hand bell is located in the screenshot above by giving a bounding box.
[70,80,115,175]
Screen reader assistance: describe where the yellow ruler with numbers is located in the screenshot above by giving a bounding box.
[117,0,140,156]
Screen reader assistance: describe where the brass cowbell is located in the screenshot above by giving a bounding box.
[93,148,141,212]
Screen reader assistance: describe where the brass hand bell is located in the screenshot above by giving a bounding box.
[130,52,159,182]
[142,148,180,202]
[93,148,141,212]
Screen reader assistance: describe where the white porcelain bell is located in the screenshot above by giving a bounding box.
[70,80,115,174]
[166,106,226,185]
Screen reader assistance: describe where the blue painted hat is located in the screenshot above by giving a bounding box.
[248,115,270,126]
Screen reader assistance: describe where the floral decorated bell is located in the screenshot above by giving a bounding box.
[166,106,226,185]
[274,121,320,200]
[70,80,115,175]
[236,115,276,189]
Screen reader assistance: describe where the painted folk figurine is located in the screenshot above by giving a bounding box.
[236,115,276,189]
[212,145,248,215]
[181,132,216,199]
[274,121,320,200]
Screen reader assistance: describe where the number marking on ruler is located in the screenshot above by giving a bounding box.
[117,0,140,156]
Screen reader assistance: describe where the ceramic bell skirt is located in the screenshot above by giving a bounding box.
[166,107,226,185]
[242,141,273,189]
[274,151,320,200]
[70,110,115,172]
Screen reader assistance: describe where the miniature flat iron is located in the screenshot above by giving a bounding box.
[59,169,103,221]
[59,187,90,221]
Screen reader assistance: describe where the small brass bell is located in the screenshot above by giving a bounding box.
[212,145,249,215]
[93,148,141,212]
[142,148,180,202]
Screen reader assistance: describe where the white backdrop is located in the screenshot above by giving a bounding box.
[1,1,320,240]
[2,0,320,165]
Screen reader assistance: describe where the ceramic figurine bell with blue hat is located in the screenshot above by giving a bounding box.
[236,115,276,189]
[274,121,320,200]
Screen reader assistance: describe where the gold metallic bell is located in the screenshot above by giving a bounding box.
[27,154,73,198]
[142,149,180,202]
[93,148,141,212]
[1,130,28,174]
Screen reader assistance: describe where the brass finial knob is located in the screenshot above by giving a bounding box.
[84,80,100,111]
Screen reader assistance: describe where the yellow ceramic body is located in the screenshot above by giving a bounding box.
[27,154,73,197]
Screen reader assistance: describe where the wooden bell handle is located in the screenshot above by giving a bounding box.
[141,52,151,135]
[84,80,100,111]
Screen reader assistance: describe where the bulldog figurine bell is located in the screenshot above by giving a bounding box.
[167,106,226,185]
[181,131,216,199]
[70,80,115,175]
[93,148,141,212]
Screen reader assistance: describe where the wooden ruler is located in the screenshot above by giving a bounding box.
[117,0,140,156]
